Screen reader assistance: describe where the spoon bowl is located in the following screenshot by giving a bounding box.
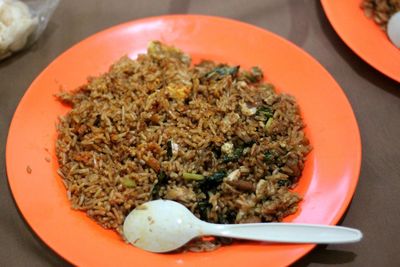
[123,200,362,253]
[123,199,203,252]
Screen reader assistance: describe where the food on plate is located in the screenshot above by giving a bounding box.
[361,0,400,30]
[56,41,310,251]
[0,0,38,60]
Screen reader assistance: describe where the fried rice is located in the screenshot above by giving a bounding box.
[56,41,311,251]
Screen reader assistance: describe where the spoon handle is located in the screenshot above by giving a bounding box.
[202,223,362,244]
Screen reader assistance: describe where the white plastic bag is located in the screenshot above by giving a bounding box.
[0,0,59,60]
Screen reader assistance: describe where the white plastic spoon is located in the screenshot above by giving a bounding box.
[123,200,362,253]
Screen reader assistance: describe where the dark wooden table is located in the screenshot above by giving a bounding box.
[1,0,399,266]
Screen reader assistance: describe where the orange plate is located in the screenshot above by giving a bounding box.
[6,15,361,267]
[321,0,400,82]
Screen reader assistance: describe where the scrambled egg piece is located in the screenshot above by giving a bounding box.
[221,142,234,155]
[166,83,191,100]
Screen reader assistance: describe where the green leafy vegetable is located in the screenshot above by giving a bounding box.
[151,171,168,199]
[207,171,227,183]
[222,141,255,163]
[167,140,173,159]
[206,66,240,79]
[197,200,210,220]
[222,147,244,163]
[277,179,292,187]
[257,106,274,120]
[251,66,263,79]
[244,140,256,148]
[218,209,237,224]
[242,66,264,83]
[198,171,227,192]
[264,151,275,163]
[212,146,222,158]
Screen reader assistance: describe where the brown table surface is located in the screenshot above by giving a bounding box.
[1,0,399,266]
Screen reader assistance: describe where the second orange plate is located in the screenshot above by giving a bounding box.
[6,15,361,267]
[322,0,400,82]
